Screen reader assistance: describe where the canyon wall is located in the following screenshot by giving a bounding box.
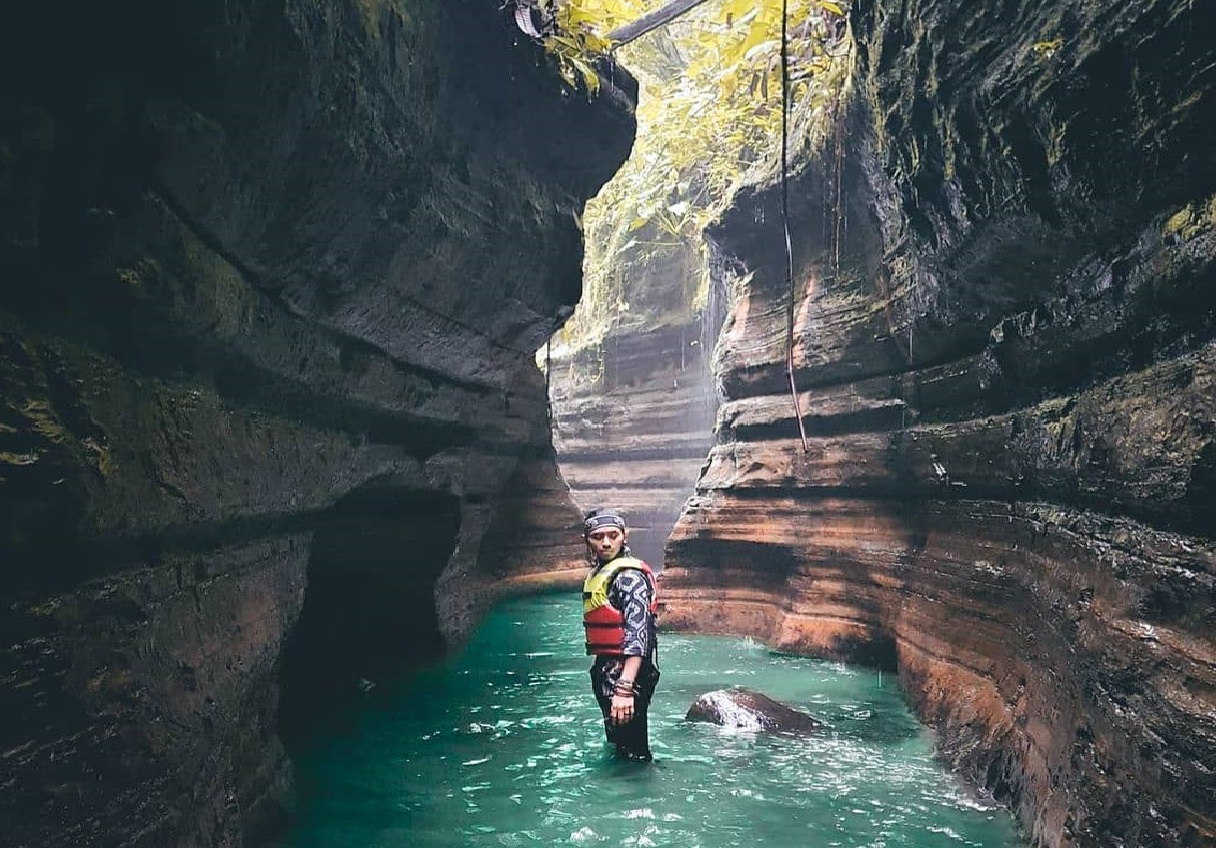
[0,1,633,845]
[548,311,723,568]
[549,225,734,567]
[662,1,1215,846]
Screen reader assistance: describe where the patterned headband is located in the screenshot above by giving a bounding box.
[583,512,625,535]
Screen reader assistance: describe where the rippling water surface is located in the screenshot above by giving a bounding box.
[281,594,1025,847]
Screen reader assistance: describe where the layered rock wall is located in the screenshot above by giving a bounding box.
[0,2,632,845]
[663,1,1215,846]
[549,318,722,567]
[548,231,731,567]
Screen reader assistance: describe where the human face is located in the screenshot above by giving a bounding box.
[586,526,626,563]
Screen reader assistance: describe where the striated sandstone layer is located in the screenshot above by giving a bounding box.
[664,1,1215,846]
[548,239,731,567]
[0,1,633,846]
[549,318,721,567]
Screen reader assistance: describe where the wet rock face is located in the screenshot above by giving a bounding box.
[664,1,1215,847]
[0,1,632,846]
[686,688,823,736]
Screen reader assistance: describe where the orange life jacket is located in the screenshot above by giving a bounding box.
[582,556,658,656]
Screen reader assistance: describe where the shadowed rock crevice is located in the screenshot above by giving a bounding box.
[278,488,460,736]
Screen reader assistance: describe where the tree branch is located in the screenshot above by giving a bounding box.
[607,0,718,47]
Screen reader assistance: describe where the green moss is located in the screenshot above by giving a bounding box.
[1031,38,1063,57]
[115,257,161,293]
[26,598,62,618]
[1164,206,1195,235]
[1163,195,1216,241]
[23,399,71,445]
[85,668,136,697]
[2,338,122,480]
[551,0,854,359]
[353,0,422,38]
[82,437,117,477]
[176,228,256,338]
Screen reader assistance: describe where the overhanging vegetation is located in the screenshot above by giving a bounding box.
[535,0,854,361]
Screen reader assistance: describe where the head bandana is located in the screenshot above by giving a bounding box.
[583,511,625,536]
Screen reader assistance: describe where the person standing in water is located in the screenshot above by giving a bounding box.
[581,509,660,762]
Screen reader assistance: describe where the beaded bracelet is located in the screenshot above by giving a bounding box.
[613,679,637,697]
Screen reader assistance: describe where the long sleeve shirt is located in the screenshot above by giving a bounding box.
[608,567,654,658]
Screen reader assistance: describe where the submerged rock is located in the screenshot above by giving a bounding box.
[686,688,823,736]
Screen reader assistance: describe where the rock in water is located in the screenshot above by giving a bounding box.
[685,688,823,735]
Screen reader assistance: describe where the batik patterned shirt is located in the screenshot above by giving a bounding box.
[590,563,660,701]
[608,567,654,657]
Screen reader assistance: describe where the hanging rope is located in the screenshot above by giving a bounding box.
[545,338,553,422]
[782,0,810,452]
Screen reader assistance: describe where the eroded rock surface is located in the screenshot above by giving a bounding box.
[663,1,1215,846]
[0,1,633,845]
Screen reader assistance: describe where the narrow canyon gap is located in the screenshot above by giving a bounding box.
[0,2,1212,848]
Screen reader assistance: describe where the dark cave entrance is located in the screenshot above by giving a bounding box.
[277,487,461,741]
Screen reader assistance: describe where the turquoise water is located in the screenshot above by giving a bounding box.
[280,594,1025,848]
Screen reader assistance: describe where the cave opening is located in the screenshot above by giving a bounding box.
[277,487,461,743]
